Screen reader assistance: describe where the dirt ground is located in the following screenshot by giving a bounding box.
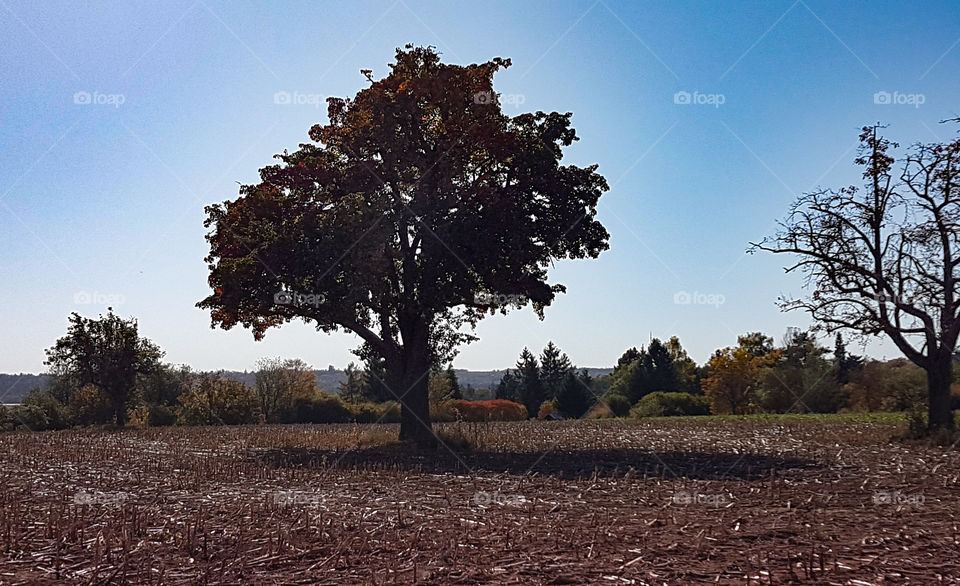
[0,418,957,584]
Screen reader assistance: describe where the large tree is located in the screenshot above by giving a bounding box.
[44,310,163,425]
[197,46,609,445]
[752,123,960,431]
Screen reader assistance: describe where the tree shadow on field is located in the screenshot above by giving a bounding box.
[252,444,818,481]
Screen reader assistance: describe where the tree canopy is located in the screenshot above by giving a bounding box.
[198,45,609,444]
[44,310,163,425]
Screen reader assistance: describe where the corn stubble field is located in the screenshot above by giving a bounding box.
[0,419,958,584]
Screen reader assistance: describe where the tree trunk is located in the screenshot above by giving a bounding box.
[927,356,955,432]
[396,323,436,448]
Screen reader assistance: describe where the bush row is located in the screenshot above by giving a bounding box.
[2,391,535,430]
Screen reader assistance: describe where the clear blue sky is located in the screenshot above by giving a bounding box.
[1,0,958,374]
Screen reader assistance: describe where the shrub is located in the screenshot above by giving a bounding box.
[630,392,710,418]
[537,400,558,420]
[347,401,401,424]
[69,384,114,426]
[7,405,50,431]
[604,394,632,417]
[584,402,614,419]
[177,376,260,426]
[279,392,352,424]
[432,399,527,422]
[22,390,70,429]
[177,388,215,426]
[147,404,177,427]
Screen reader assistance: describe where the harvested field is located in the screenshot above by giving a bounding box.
[0,417,958,584]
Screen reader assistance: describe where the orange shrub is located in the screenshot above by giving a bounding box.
[431,399,528,422]
[537,400,558,420]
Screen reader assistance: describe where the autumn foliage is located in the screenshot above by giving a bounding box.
[431,399,528,422]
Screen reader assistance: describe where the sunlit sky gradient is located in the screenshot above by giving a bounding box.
[1,1,958,374]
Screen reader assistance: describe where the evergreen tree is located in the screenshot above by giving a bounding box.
[833,333,863,385]
[516,347,543,418]
[496,371,521,402]
[361,353,395,403]
[646,338,678,393]
[446,365,462,400]
[615,347,642,371]
[554,369,595,418]
[540,341,574,401]
[666,336,701,394]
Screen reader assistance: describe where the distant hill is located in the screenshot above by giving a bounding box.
[0,367,615,404]
[0,374,51,404]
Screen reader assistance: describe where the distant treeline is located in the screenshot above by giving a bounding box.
[0,368,613,404]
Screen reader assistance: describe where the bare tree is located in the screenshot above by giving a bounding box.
[752,123,960,432]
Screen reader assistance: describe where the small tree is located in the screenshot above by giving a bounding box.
[338,362,367,404]
[44,310,163,425]
[703,334,778,414]
[445,366,462,400]
[428,366,462,403]
[753,123,960,432]
[255,357,317,419]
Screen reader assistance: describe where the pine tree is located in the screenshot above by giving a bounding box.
[540,341,574,402]
[833,333,863,385]
[496,371,521,402]
[516,347,543,418]
[446,365,462,400]
[554,369,595,418]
